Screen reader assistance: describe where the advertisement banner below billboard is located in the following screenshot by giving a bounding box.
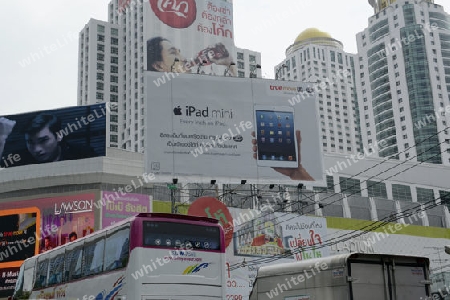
[145,72,324,185]
[225,207,328,299]
[101,192,152,228]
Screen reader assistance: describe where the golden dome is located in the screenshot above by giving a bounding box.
[294,28,332,44]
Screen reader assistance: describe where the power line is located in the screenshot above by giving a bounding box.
[228,145,449,270]
[232,137,449,244]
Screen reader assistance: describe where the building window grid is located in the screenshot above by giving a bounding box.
[391,184,412,201]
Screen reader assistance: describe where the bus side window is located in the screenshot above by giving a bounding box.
[23,264,34,294]
[82,237,105,277]
[34,259,49,289]
[65,247,83,281]
[48,253,64,285]
[104,227,130,271]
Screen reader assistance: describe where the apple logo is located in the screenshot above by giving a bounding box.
[149,0,197,29]
[173,106,182,115]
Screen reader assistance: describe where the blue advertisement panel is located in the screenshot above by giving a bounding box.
[0,104,106,168]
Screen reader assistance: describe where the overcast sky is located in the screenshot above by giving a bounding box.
[1,0,449,115]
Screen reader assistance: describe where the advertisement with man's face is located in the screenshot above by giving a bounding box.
[144,0,236,76]
[0,194,96,254]
[145,72,324,185]
[0,104,107,169]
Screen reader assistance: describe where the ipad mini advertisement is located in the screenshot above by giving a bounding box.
[254,106,298,168]
[146,72,324,185]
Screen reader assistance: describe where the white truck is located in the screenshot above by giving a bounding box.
[249,253,432,300]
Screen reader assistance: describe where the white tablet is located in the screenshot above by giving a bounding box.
[254,105,298,168]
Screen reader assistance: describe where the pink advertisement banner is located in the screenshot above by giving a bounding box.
[101,192,152,228]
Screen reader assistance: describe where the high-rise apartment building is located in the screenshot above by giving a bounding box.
[275,28,362,155]
[78,1,261,152]
[356,0,450,164]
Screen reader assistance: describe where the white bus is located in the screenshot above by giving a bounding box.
[11,213,226,299]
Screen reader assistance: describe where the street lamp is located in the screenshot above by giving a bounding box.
[250,64,261,78]
[224,62,236,76]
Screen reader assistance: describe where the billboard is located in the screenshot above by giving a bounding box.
[101,192,152,228]
[231,210,328,261]
[144,0,236,76]
[0,194,96,253]
[0,208,39,298]
[0,103,107,169]
[225,208,328,300]
[145,72,324,185]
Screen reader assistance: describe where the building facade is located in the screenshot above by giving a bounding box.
[275,28,362,155]
[77,0,261,152]
[356,0,450,165]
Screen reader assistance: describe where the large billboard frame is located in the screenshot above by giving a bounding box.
[145,72,325,186]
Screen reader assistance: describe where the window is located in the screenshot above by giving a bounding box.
[97,63,104,71]
[391,184,412,201]
[96,73,104,80]
[34,259,49,288]
[97,24,105,33]
[97,44,104,52]
[238,71,245,78]
[439,191,450,209]
[48,253,65,285]
[237,52,244,60]
[82,237,105,276]
[111,56,119,64]
[105,228,130,271]
[237,61,244,69]
[96,82,104,90]
[111,47,118,54]
[97,53,104,61]
[417,187,434,203]
[339,177,361,195]
[97,35,105,42]
[111,37,118,45]
[111,28,118,36]
[65,244,83,281]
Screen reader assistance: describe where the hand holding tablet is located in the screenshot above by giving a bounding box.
[252,105,314,181]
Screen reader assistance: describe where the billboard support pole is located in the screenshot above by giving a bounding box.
[168,182,177,214]
[171,188,175,213]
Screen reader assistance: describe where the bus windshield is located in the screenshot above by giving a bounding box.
[143,221,221,251]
